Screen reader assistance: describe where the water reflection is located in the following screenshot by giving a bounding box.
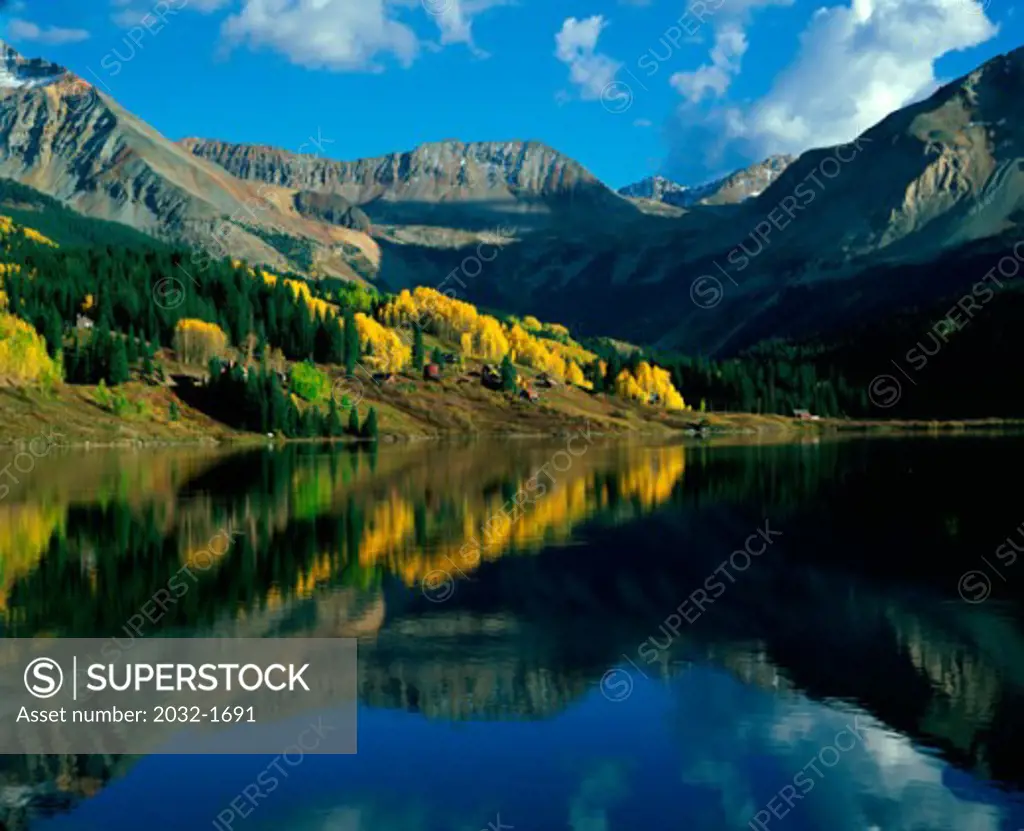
[1,437,1024,829]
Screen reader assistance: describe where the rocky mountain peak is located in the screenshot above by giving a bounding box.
[179,136,633,228]
[617,175,689,202]
[619,154,797,208]
[0,40,73,89]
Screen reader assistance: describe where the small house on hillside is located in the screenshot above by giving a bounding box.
[536,372,559,389]
[482,364,502,390]
[520,386,539,403]
[793,409,820,421]
[424,363,441,381]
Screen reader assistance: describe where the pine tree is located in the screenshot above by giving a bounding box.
[323,313,344,365]
[64,335,81,383]
[126,326,139,363]
[109,337,130,385]
[348,406,360,436]
[431,346,444,366]
[245,370,263,431]
[343,309,359,376]
[500,352,517,392]
[327,397,343,437]
[361,406,379,441]
[412,325,425,371]
[268,373,289,434]
[587,359,605,393]
[301,406,321,438]
[604,353,622,391]
[43,311,63,360]
[169,400,180,421]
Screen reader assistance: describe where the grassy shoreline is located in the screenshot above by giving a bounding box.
[0,382,1020,449]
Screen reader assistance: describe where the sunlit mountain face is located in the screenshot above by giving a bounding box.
[3,438,1024,829]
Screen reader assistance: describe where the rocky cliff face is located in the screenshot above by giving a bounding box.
[292,190,371,231]
[618,174,690,203]
[1,38,1022,353]
[698,154,795,204]
[0,41,377,280]
[180,137,636,228]
[482,47,1024,354]
[0,42,71,88]
[618,155,795,209]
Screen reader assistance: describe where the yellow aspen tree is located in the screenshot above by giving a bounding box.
[173,319,228,365]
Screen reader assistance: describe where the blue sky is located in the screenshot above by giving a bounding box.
[2,0,1021,189]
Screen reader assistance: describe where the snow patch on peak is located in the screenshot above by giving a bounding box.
[0,42,68,89]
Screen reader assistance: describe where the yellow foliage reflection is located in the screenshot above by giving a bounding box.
[347,445,686,588]
[0,504,65,613]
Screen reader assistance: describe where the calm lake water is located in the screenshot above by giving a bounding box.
[3,436,1024,830]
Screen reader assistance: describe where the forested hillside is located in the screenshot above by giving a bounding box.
[0,174,1018,435]
[0,187,700,440]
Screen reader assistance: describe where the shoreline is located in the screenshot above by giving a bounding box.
[1,413,1022,451]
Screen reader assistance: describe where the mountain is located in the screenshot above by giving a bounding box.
[0,177,164,249]
[470,46,1024,354]
[618,155,795,209]
[179,137,638,230]
[1,37,1022,359]
[0,41,378,280]
[618,174,690,203]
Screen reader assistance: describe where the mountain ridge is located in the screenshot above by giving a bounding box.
[618,155,796,208]
[178,136,638,229]
[0,38,1021,358]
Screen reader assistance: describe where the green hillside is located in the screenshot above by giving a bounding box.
[0,178,163,250]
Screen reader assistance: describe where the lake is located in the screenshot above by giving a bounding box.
[2,435,1024,830]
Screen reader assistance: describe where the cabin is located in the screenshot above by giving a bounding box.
[423,363,442,381]
[793,409,819,421]
[520,387,539,403]
[536,372,559,389]
[481,364,502,390]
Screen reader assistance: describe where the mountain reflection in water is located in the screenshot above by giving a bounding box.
[1,437,1023,830]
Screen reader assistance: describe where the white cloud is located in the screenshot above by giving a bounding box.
[218,0,506,71]
[671,23,747,102]
[221,0,419,71]
[7,18,90,44]
[668,0,792,103]
[724,0,998,156]
[554,15,621,101]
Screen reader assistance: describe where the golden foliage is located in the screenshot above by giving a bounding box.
[0,262,21,311]
[383,287,597,380]
[0,312,62,387]
[616,362,686,409]
[565,361,587,387]
[173,319,228,366]
[355,313,411,373]
[260,270,335,320]
[0,215,58,249]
